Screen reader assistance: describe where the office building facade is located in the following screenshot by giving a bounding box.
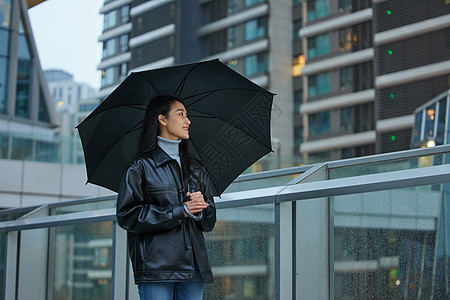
[0,0,58,160]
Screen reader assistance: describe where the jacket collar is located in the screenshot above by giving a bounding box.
[150,146,175,167]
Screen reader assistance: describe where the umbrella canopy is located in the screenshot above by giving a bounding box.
[77,59,275,196]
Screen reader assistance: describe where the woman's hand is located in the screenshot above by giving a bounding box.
[185,191,209,215]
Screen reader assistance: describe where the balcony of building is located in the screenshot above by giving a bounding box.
[0,144,449,299]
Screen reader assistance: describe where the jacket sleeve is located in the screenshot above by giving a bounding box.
[116,164,186,233]
[198,169,216,232]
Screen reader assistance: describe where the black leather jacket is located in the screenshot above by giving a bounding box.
[116,146,216,284]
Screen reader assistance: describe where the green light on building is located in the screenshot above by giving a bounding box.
[388,50,393,55]
[391,136,396,142]
[387,10,392,15]
[390,93,395,99]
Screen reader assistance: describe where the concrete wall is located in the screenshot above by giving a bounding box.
[0,159,115,208]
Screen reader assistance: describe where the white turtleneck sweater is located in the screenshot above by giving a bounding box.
[157,136,181,167]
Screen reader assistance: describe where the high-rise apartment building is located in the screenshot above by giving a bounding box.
[98,0,294,167]
[372,0,450,154]
[299,0,450,163]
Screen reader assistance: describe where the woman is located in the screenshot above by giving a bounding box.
[116,96,216,300]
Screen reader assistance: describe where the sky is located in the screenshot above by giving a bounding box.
[28,0,104,89]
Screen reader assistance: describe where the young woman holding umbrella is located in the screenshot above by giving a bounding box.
[116,96,216,299]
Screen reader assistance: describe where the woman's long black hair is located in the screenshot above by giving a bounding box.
[136,96,202,189]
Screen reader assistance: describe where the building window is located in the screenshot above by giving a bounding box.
[0,56,7,114]
[309,111,330,136]
[308,72,330,97]
[120,6,129,24]
[294,90,302,113]
[119,34,128,53]
[245,0,265,7]
[104,10,117,30]
[103,39,115,58]
[292,54,305,77]
[340,66,353,91]
[244,53,268,76]
[101,67,115,87]
[307,0,329,22]
[436,98,447,145]
[340,107,354,131]
[227,26,236,48]
[0,0,11,28]
[293,20,302,40]
[338,0,352,12]
[15,60,32,119]
[119,63,127,80]
[244,18,266,41]
[308,33,329,59]
[294,126,303,150]
[0,28,9,55]
[228,0,237,13]
[339,27,352,52]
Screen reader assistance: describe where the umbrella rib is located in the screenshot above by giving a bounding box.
[174,61,204,97]
[141,73,162,96]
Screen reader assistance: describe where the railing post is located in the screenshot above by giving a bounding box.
[5,231,19,300]
[276,201,294,300]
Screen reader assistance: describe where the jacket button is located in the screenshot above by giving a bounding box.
[178,219,182,223]
[189,274,194,279]
[179,189,184,193]
[186,246,192,250]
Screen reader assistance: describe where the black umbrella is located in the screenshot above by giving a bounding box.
[77,59,275,196]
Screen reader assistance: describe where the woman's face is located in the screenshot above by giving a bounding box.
[158,100,191,140]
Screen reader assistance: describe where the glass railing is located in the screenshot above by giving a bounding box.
[0,145,448,299]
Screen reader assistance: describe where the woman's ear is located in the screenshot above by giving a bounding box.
[158,114,166,127]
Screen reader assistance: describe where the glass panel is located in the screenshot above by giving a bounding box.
[338,0,352,12]
[119,34,128,52]
[0,0,11,28]
[340,106,354,131]
[11,136,32,160]
[104,10,117,30]
[0,133,8,158]
[15,60,32,119]
[17,34,30,60]
[50,199,116,215]
[309,111,330,136]
[0,28,9,55]
[333,184,448,299]
[204,204,274,299]
[38,90,50,122]
[224,173,302,193]
[102,39,115,58]
[307,0,329,22]
[412,111,423,148]
[308,34,329,59]
[48,222,113,300]
[35,140,58,162]
[0,56,7,114]
[120,5,129,24]
[424,104,436,140]
[340,66,353,91]
[329,152,449,179]
[0,207,37,298]
[101,67,114,87]
[436,98,447,146]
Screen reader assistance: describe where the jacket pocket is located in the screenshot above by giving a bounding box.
[144,185,178,206]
